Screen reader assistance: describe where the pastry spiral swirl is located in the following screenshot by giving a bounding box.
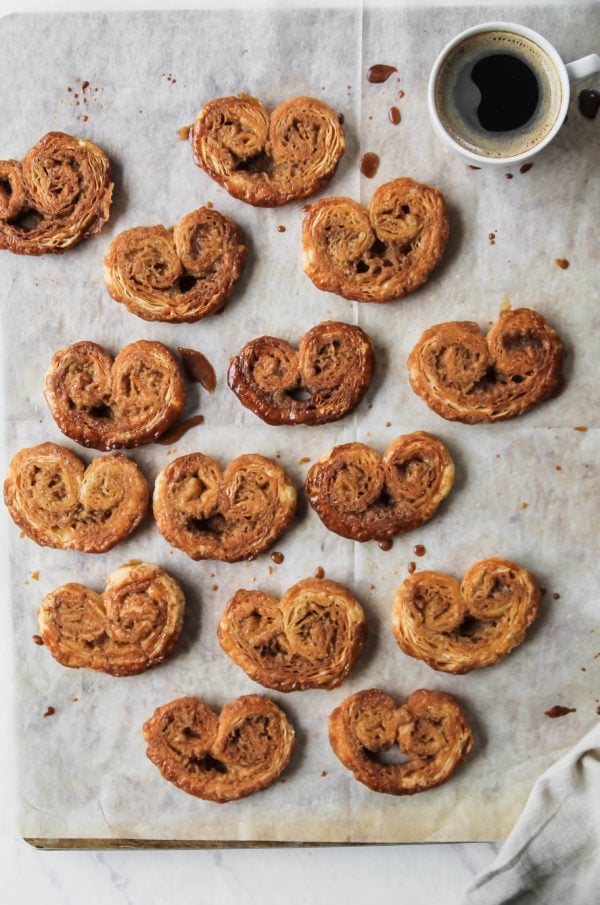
[329,688,473,795]
[191,94,345,206]
[103,207,246,322]
[392,558,542,674]
[44,340,186,450]
[3,442,149,552]
[227,321,375,425]
[218,577,367,691]
[0,131,113,255]
[301,177,449,302]
[305,432,454,542]
[38,562,185,676]
[143,694,295,802]
[153,452,297,562]
[407,307,564,423]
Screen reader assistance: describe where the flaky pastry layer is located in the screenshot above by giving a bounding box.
[143,694,295,802]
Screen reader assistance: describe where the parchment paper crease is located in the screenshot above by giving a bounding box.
[0,3,598,844]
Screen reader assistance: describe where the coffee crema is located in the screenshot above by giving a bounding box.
[434,30,563,159]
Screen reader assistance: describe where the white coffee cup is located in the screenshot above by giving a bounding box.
[428,21,600,167]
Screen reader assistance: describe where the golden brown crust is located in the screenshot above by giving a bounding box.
[305,432,454,542]
[191,94,345,207]
[143,694,295,802]
[329,688,473,795]
[392,558,542,674]
[0,131,113,255]
[218,577,367,691]
[44,340,186,450]
[38,561,185,676]
[407,307,565,423]
[3,442,149,553]
[301,178,449,302]
[227,321,375,425]
[153,451,297,562]
[103,207,246,323]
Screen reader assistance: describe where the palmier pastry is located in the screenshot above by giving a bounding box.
[143,694,295,802]
[329,688,473,795]
[218,577,367,691]
[0,131,113,255]
[407,307,564,423]
[153,451,296,562]
[305,432,454,542]
[44,340,185,450]
[227,321,375,425]
[191,94,345,206]
[392,558,542,674]
[301,177,449,302]
[4,442,148,552]
[38,562,185,676]
[103,206,246,322]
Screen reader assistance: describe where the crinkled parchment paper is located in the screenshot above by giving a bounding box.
[0,2,598,844]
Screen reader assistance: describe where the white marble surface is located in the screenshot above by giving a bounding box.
[7,0,587,899]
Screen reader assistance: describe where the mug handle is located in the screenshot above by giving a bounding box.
[565,52,600,83]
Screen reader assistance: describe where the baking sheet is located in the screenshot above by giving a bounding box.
[0,2,599,845]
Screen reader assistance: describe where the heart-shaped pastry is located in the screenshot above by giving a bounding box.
[44,340,186,450]
[407,307,564,422]
[301,177,449,302]
[38,561,185,676]
[143,694,295,802]
[153,451,297,562]
[392,557,542,674]
[103,206,246,322]
[4,442,149,552]
[0,131,113,255]
[218,577,367,691]
[329,688,473,795]
[191,94,345,206]
[227,321,375,425]
[305,432,454,542]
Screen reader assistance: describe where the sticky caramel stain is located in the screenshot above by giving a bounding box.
[555,258,570,270]
[156,414,205,445]
[178,347,216,392]
[545,705,576,718]
[360,152,380,178]
[367,64,398,83]
[43,706,55,718]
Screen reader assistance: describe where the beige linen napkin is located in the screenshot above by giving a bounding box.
[462,722,600,904]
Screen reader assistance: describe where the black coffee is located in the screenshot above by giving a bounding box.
[471,53,539,131]
[434,30,563,159]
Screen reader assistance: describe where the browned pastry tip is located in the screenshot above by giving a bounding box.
[3,442,149,552]
[38,561,185,676]
[218,577,368,691]
[0,131,113,255]
[301,177,449,303]
[143,693,295,802]
[153,451,297,562]
[227,321,375,425]
[407,307,564,423]
[44,340,186,450]
[305,431,454,542]
[392,557,542,674]
[191,94,345,206]
[329,687,473,795]
[103,206,246,323]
